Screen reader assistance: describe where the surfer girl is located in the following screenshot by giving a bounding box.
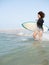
[33,11,45,40]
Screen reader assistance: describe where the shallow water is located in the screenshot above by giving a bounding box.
[0,33,49,65]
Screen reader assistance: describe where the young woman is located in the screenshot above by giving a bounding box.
[33,11,45,40]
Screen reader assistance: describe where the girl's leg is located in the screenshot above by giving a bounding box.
[33,31,38,39]
[38,31,43,40]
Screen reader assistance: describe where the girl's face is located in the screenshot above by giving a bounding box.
[38,14,41,19]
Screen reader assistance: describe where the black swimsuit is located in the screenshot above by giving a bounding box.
[37,18,44,30]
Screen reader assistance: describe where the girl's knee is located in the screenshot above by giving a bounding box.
[39,31,43,37]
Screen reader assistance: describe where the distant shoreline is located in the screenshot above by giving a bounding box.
[0,28,24,32]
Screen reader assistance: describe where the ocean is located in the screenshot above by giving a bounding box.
[0,29,49,65]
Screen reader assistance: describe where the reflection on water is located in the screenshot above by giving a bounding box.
[0,33,49,65]
[32,41,49,65]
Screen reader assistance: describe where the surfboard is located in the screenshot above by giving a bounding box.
[22,22,48,32]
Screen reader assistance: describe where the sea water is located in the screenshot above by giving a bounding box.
[0,31,49,65]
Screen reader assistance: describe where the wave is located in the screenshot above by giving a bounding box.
[16,32,49,41]
[0,29,49,41]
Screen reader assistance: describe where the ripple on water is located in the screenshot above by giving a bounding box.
[0,33,49,65]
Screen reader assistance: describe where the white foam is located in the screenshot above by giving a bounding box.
[16,31,49,41]
[42,33,49,41]
[34,33,49,41]
[17,32,24,36]
[34,34,49,41]
[21,39,28,41]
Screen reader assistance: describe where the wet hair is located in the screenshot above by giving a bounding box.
[38,11,45,18]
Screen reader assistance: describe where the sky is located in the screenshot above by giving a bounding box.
[0,0,49,30]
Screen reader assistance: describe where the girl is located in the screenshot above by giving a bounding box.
[33,11,45,40]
